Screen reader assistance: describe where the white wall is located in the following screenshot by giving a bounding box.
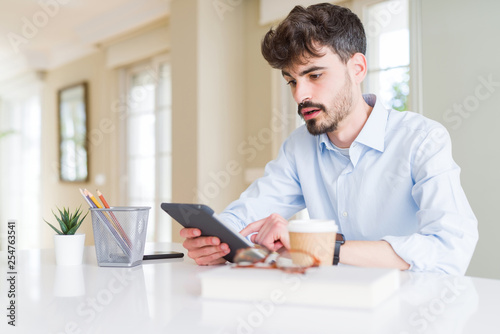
[420,0,500,279]
[40,51,115,248]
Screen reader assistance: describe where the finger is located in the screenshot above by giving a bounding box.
[255,215,289,250]
[254,214,281,245]
[280,233,290,250]
[269,240,284,252]
[254,217,273,244]
[187,242,229,259]
[250,234,257,243]
[179,227,201,238]
[257,237,277,252]
[196,253,227,266]
[255,213,284,241]
[182,236,220,250]
[189,244,230,265]
[195,245,230,265]
[239,218,266,237]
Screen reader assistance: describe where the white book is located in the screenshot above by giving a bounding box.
[199,264,400,309]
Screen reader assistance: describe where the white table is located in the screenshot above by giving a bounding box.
[0,243,498,334]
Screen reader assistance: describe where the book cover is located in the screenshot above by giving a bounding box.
[199,265,400,309]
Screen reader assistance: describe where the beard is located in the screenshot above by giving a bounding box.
[298,72,353,136]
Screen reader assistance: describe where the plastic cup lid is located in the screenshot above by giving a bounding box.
[287,219,338,233]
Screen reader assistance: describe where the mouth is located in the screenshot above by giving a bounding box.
[301,108,322,121]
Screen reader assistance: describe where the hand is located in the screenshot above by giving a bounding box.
[240,213,290,252]
[180,228,230,265]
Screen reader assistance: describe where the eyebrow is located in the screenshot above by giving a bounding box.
[281,66,327,78]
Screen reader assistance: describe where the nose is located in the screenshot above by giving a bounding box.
[292,81,312,105]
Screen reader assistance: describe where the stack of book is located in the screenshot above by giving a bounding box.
[199,265,400,309]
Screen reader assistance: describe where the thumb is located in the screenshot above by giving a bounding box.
[268,240,284,252]
[250,234,257,243]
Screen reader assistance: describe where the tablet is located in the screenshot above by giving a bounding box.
[161,203,259,262]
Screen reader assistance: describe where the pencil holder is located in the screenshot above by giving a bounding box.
[90,207,150,267]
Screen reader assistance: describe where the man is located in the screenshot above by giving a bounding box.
[181,3,478,275]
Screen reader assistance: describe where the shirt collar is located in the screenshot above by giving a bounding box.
[319,133,334,152]
[354,94,387,152]
[318,94,388,153]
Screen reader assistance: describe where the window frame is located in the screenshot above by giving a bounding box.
[351,0,422,114]
[118,53,172,243]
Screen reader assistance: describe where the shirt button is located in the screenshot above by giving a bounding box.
[342,211,348,217]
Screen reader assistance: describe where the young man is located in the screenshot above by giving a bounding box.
[180,3,478,275]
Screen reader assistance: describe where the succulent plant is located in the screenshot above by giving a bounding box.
[44,206,88,235]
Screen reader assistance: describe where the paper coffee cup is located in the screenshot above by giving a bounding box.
[287,219,338,266]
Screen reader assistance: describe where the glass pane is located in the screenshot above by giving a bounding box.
[60,107,75,139]
[379,29,409,69]
[0,95,41,250]
[156,211,172,243]
[365,0,410,111]
[128,157,155,201]
[125,60,172,243]
[367,67,409,111]
[158,63,172,108]
[157,109,171,154]
[159,155,172,200]
[75,144,88,180]
[366,0,409,70]
[60,139,76,180]
[147,208,156,241]
[59,84,88,182]
[130,71,156,114]
[127,114,155,157]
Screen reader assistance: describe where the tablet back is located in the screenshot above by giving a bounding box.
[161,203,254,262]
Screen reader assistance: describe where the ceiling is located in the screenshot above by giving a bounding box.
[0,0,170,83]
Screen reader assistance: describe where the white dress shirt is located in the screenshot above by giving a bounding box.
[219,94,478,275]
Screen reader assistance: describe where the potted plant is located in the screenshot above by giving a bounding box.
[44,206,88,265]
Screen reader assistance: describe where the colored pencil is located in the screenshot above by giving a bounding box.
[96,190,132,248]
[80,188,131,256]
[85,189,102,209]
[79,188,94,207]
[97,190,111,208]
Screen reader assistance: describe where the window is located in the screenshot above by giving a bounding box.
[0,90,41,250]
[121,55,172,243]
[361,0,413,111]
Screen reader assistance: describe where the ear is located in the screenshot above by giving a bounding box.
[348,53,367,85]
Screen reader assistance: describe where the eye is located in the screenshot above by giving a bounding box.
[310,73,322,80]
[286,80,296,87]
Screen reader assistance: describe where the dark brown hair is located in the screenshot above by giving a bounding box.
[261,3,366,69]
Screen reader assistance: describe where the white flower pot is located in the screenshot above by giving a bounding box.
[54,234,85,266]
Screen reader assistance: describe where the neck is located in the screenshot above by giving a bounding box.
[327,94,373,148]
